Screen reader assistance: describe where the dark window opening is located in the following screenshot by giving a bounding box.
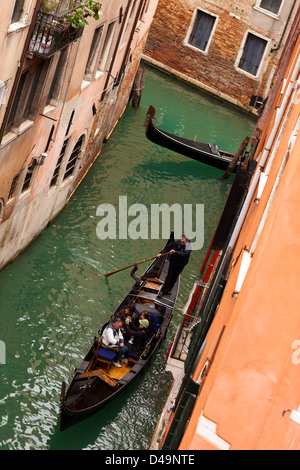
[50,137,69,187]
[85,25,104,80]
[259,0,282,15]
[63,135,84,181]
[188,10,216,52]
[98,21,116,73]
[46,48,68,107]
[8,173,21,200]
[238,33,267,76]
[11,0,25,23]
[21,162,36,193]
[5,61,45,135]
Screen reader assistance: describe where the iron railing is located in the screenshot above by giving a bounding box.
[28,1,83,58]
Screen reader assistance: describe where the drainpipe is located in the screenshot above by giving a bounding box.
[0,0,42,142]
[271,0,297,53]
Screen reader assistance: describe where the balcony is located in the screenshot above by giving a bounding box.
[28,2,83,58]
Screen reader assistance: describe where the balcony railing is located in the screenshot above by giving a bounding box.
[28,3,83,58]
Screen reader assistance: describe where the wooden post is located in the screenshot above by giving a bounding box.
[132,67,145,108]
[222,136,250,180]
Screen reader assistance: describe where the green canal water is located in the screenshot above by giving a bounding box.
[0,63,256,450]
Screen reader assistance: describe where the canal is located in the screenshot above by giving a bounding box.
[0,63,256,450]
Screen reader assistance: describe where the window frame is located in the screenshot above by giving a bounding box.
[96,21,117,78]
[84,24,105,82]
[21,160,38,194]
[49,137,70,189]
[235,30,270,78]
[46,47,70,109]
[5,59,48,137]
[183,8,218,55]
[62,135,85,182]
[121,0,137,49]
[11,0,26,24]
[254,0,284,18]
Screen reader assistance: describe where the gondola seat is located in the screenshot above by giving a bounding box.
[96,339,118,370]
[127,352,139,365]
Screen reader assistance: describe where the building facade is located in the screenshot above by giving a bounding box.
[0,0,158,271]
[143,0,300,112]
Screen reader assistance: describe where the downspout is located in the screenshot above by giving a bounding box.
[271,0,297,53]
[0,0,42,142]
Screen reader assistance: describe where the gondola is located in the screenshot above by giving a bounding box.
[144,105,237,171]
[59,233,179,431]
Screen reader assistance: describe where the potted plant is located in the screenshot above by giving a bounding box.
[66,1,102,29]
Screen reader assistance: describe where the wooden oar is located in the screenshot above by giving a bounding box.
[100,251,172,278]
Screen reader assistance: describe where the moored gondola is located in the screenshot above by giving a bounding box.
[144,105,237,171]
[59,233,179,431]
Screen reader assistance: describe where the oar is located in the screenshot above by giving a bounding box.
[100,251,172,278]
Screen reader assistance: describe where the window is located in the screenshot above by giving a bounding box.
[238,33,268,76]
[85,25,104,80]
[0,199,4,224]
[258,0,283,15]
[6,61,46,134]
[21,162,37,193]
[63,135,84,181]
[11,0,25,23]
[8,173,22,200]
[98,22,116,73]
[0,81,8,111]
[187,10,216,52]
[46,48,69,107]
[140,0,150,19]
[50,137,69,187]
[122,0,137,46]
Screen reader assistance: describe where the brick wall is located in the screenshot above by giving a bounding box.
[144,0,295,111]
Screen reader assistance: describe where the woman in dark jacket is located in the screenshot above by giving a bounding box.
[124,318,149,358]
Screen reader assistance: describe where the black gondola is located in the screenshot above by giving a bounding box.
[144,105,236,171]
[59,233,179,431]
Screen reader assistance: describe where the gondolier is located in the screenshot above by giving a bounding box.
[157,235,191,296]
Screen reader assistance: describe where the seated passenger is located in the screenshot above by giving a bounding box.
[119,305,138,341]
[102,317,128,368]
[135,310,158,338]
[124,318,149,359]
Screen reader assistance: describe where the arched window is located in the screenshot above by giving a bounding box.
[63,135,85,181]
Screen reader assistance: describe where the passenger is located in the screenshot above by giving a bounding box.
[119,304,138,322]
[102,317,128,368]
[135,310,158,338]
[119,305,138,341]
[124,318,149,359]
